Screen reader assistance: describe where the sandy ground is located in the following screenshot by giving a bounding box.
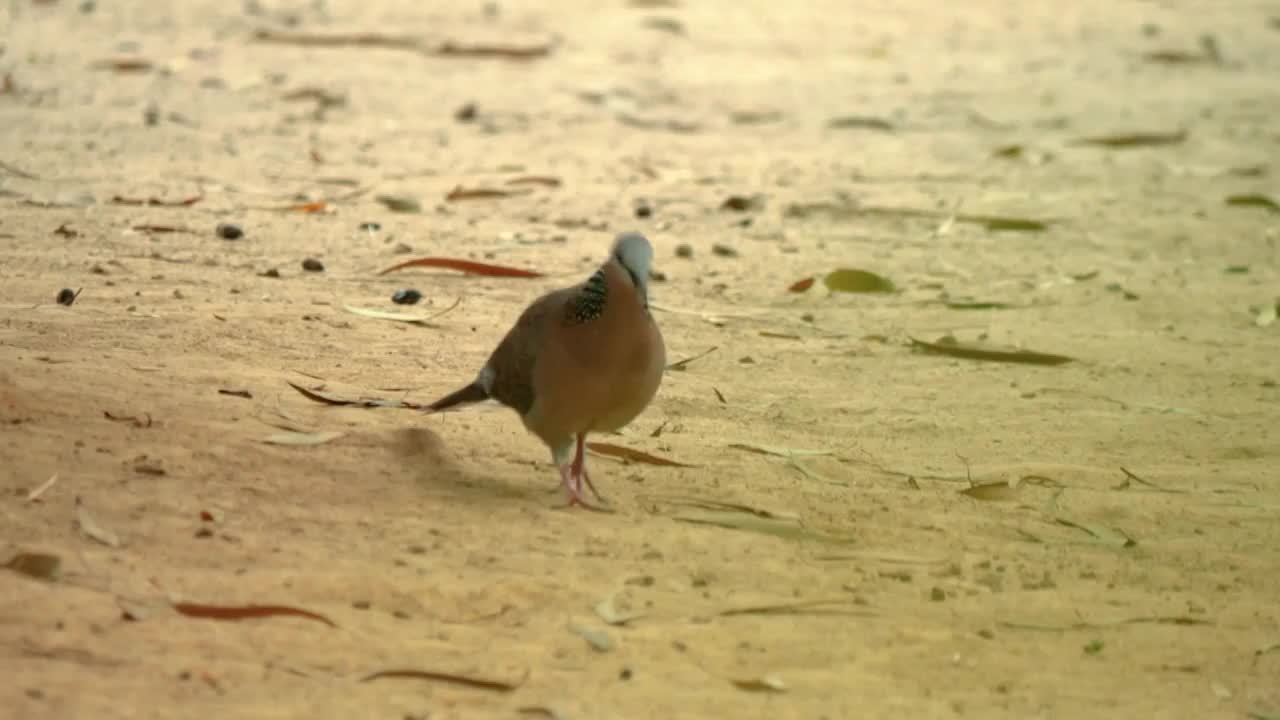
[2,0,1279,718]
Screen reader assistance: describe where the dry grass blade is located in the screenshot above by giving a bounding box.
[909,337,1075,366]
[284,381,426,410]
[1069,130,1187,148]
[731,676,788,693]
[262,431,344,446]
[436,42,553,60]
[445,186,534,201]
[1051,515,1137,548]
[586,441,695,467]
[666,345,718,371]
[342,305,442,326]
[252,29,424,52]
[729,442,833,458]
[27,473,58,502]
[960,480,1022,502]
[361,668,526,692]
[173,602,337,627]
[286,381,355,406]
[719,598,874,617]
[1225,194,1280,213]
[4,552,62,580]
[376,257,543,278]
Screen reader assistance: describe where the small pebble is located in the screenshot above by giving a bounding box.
[216,223,243,240]
[359,222,381,232]
[260,268,280,278]
[634,200,653,218]
[143,103,160,126]
[392,242,413,254]
[301,258,325,272]
[648,269,667,283]
[455,102,478,122]
[674,243,693,259]
[56,288,79,306]
[392,289,423,305]
[711,243,738,258]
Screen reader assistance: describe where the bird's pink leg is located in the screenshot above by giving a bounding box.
[571,434,604,502]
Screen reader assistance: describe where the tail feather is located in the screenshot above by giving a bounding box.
[426,382,490,413]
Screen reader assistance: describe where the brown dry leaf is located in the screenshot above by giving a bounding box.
[712,387,727,404]
[718,598,873,617]
[75,496,121,548]
[445,186,532,202]
[361,668,525,692]
[91,57,154,73]
[961,480,1023,502]
[132,224,194,235]
[909,337,1075,366]
[788,277,815,292]
[435,42,553,60]
[1069,130,1187,148]
[4,552,62,580]
[111,195,203,207]
[284,381,426,410]
[173,602,337,627]
[586,441,695,467]
[731,675,788,693]
[104,410,153,428]
[377,257,543,278]
[289,200,330,213]
[251,29,424,52]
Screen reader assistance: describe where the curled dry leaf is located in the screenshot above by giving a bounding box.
[173,602,337,627]
[1225,193,1280,213]
[4,552,62,580]
[76,497,120,548]
[377,257,543,278]
[824,269,896,293]
[361,668,525,692]
[586,441,695,467]
[909,337,1075,366]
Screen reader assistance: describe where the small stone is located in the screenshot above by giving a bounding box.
[301,258,325,272]
[352,600,371,610]
[143,103,160,126]
[977,628,994,639]
[930,587,946,602]
[674,243,693,259]
[359,222,381,232]
[90,264,108,275]
[260,268,280,278]
[392,289,422,305]
[634,200,653,218]
[392,242,413,254]
[619,667,633,681]
[194,527,214,539]
[455,102,478,122]
[711,243,738,258]
[172,289,184,300]
[216,223,243,240]
[56,288,78,306]
[376,195,421,213]
[648,269,667,282]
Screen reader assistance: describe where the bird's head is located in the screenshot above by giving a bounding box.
[611,232,653,294]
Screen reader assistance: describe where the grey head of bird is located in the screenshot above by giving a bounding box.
[611,232,654,297]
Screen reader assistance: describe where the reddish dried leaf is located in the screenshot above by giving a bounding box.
[505,176,562,187]
[788,277,815,292]
[586,441,695,467]
[290,201,329,213]
[173,602,336,628]
[362,668,525,692]
[377,257,543,278]
[445,186,530,201]
[92,58,154,73]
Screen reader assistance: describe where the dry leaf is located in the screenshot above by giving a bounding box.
[284,381,426,410]
[26,473,58,502]
[445,186,531,202]
[586,441,694,467]
[262,431,345,446]
[1225,193,1280,213]
[719,598,872,617]
[567,623,614,652]
[342,304,441,326]
[595,593,646,626]
[909,337,1075,366]
[376,257,543,278]
[506,176,562,187]
[824,269,895,293]
[4,552,61,580]
[731,675,787,693]
[666,345,717,371]
[173,602,336,627]
[110,195,202,207]
[788,277,815,292]
[960,480,1022,502]
[76,497,120,548]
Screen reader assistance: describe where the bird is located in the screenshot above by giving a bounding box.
[425,232,666,509]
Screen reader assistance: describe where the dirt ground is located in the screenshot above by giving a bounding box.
[2,0,1279,718]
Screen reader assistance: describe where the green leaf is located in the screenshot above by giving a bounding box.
[823,269,896,293]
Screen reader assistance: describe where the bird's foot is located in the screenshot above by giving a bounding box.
[555,464,612,513]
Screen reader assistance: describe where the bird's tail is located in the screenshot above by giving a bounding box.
[425,382,489,413]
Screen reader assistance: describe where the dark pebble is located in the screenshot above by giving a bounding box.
[711,243,739,258]
[260,268,280,278]
[301,258,325,272]
[634,200,653,218]
[56,288,79,306]
[455,102,478,122]
[674,243,693,259]
[392,289,422,305]
[216,223,243,240]
[359,222,381,232]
